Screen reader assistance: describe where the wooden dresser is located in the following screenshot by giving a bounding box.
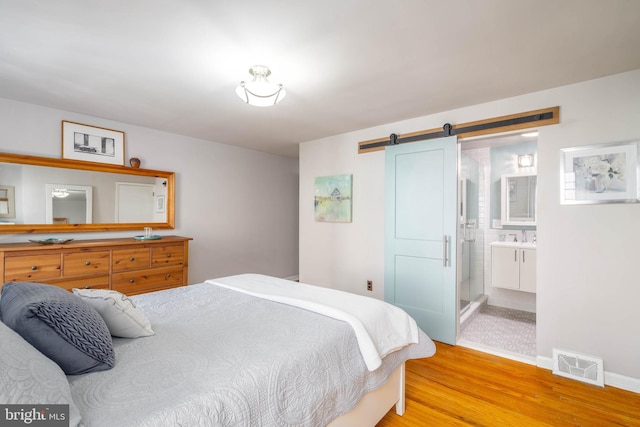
[0,236,192,295]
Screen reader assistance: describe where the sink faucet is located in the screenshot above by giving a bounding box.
[533,232,537,243]
[521,230,527,243]
[509,233,517,242]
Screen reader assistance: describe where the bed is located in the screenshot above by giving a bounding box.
[0,274,435,426]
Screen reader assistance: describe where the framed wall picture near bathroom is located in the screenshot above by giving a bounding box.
[560,141,639,204]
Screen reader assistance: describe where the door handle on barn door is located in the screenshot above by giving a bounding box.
[443,235,449,267]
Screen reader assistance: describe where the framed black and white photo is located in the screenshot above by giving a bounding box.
[560,141,639,204]
[62,121,125,166]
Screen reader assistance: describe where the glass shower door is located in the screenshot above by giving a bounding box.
[459,153,484,314]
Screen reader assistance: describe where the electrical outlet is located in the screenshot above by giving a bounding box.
[367,280,373,291]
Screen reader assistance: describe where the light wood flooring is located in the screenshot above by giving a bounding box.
[377,342,640,426]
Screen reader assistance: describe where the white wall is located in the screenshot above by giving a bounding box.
[300,69,640,383]
[0,97,299,283]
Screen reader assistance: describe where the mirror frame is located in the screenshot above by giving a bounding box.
[500,173,537,226]
[0,152,175,234]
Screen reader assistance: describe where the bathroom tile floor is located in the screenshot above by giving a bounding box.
[460,304,536,357]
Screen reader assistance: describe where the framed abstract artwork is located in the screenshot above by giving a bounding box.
[314,174,352,222]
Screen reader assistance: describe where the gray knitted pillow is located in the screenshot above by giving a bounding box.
[0,282,115,375]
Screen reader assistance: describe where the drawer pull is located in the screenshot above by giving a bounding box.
[31,265,38,271]
[130,257,135,261]
[129,279,135,283]
[166,273,172,278]
[167,253,172,258]
[85,261,91,266]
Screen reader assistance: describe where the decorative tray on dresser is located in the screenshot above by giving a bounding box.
[0,236,192,295]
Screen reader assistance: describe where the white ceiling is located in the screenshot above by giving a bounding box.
[1,1,639,158]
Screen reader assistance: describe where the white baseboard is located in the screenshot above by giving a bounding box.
[537,355,640,393]
[604,371,640,393]
[536,355,553,370]
[457,339,537,366]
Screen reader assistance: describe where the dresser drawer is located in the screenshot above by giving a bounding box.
[43,275,110,292]
[111,266,183,295]
[151,244,184,266]
[4,253,61,282]
[63,251,110,277]
[112,248,150,271]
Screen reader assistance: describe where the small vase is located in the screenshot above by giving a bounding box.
[129,157,141,168]
[593,174,607,193]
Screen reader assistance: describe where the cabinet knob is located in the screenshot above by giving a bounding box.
[167,253,172,258]
[85,261,91,266]
[84,285,92,289]
[130,257,135,261]
[129,279,135,283]
[166,273,171,278]
[31,265,38,271]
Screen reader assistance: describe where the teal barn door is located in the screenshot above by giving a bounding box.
[384,136,458,344]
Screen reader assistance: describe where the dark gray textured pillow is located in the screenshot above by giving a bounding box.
[0,282,115,375]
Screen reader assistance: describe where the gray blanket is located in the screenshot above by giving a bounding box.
[68,282,435,426]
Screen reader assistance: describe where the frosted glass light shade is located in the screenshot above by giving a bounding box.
[236,65,286,107]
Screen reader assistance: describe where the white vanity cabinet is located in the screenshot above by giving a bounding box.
[490,242,536,293]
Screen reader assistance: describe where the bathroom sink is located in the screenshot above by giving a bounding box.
[490,241,537,249]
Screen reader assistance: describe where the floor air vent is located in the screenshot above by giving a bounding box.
[552,349,604,387]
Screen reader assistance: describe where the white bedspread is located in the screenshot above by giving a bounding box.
[205,274,419,371]
[68,277,436,426]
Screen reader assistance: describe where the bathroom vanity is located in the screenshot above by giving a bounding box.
[490,241,536,293]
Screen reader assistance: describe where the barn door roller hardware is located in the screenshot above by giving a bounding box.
[358,106,559,154]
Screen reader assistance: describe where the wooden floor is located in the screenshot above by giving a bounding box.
[377,342,640,426]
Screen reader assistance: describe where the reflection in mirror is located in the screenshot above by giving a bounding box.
[115,182,166,223]
[0,152,174,234]
[45,184,93,224]
[501,173,537,225]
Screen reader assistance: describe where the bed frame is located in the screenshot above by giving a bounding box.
[328,362,405,426]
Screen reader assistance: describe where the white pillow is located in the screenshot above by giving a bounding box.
[0,320,83,427]
[72,288,154,338]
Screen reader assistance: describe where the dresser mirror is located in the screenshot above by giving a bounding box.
[0,152,174,233]
[501,173,537,226]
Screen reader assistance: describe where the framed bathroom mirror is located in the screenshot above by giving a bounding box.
[0,152,174,233]
[501,173,537,225]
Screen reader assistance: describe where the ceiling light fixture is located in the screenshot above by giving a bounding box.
[235,65,286,107]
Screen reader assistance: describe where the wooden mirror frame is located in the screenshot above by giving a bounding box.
[0,152,175,234]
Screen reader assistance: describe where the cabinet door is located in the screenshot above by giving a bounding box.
[519,248,537,293]
[491,246,520,289]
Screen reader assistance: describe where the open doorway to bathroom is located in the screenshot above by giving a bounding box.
[457,131,538,364]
